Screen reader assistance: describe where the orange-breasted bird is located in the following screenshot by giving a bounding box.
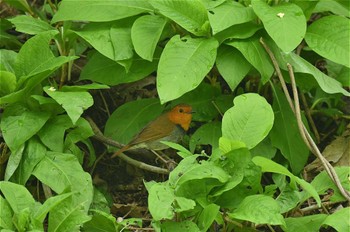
[111,104,193,158]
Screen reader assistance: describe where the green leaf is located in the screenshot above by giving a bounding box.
[104,98,164,145]
[33,193,73,223]
[0,196,14,230]
[266,38,350,96]
[1,104,50,151]
[74,20,133,61]
[0,181,35,214]
[216,45,251,91]
[250,137,276,159]
[11,137,46,185]
[252,0,306,52]
[222,93,274,149]
[160,221,200,232]
[0,49,17,73]
[47,197,91,232]
[169,155,199,185]
[14,30,75,78]
[131,15,167,61]
[227,36,274,83]
[229,194,285,226]
[310,167,350,202]
[189,121,221,153]
[52,0,152,23]
[214,22,262,43]
[157,35,218,103]
[314,0,349,18]
[174,196,196,212]
[80,51,157,85]
[160,141,192,158]
[0,71,16,97]
[197,204,220,231]
[150,0,209,36]
[146,182,175,220]
[269,86,309,174]
[83,209,120,231]
[4,144,24,181]
[322,207,350,232]
[175,161,229,186]
[3,0,33,13]
[208,1,256,34]
[284,214,327,232]
[32,151,93,213]
[9,15,55,35]
[252,156,321,206]
[38,115,73,152]
[44,86,93,124]
[305,15,350,68]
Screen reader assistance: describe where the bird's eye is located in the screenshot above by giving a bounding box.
[179,108,184,113]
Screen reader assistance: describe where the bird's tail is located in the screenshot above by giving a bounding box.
[111,145,131,158]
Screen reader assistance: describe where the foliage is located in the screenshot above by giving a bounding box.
[0,0,349,231]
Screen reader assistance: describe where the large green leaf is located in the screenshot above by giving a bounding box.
[32,151,93,212]
[222,93,274,149]
[74,20,133,61]
[216,45,251,91]
[269,86,309,174]
[0,181,35,214]
[322,207,350,232]
[157,35,218,103]
[150,0,209,36]
[14,30,75,79]
[252,0,306,52]
[11,137,46,185]
[104,98,164,145]
[268,39,350,96]
[131,15,167,61]
[227,36,274,83]
[44,86,93,125]
[208,1,256,34]
[80,51,158,86]
[37,115,73,152]
[0,196,14,230]
[229,194,285,226]
[9,15,55,35]
[284,214,327,232]
[146,182,175,220]
[252,156,321,206]
[0,104,50,151]
[0,71,16,97]
[52,0,152,23]
[305,15,350,68]
[189,121,221,153]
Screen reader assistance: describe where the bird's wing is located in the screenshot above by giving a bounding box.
[129,114,175,146]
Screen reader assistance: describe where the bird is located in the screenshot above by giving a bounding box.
[111,104,193,158]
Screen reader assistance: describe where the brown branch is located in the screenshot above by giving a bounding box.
[86,117,169,175]
[260,38,350,202]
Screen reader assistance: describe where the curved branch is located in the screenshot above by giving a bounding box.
[86,117,169,175]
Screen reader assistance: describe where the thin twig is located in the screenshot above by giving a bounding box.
[300,93,320,143]
[86,117,169,175]
[260,38,350,202]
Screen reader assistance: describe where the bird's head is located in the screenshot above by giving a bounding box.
[167,104,193,131]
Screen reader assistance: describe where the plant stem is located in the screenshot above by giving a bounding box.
[259,37,350,202]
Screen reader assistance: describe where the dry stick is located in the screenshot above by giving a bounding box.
[259,38,350,202]
[86,117,169,175]
[300,93,320,143]
[288,64,350,201]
